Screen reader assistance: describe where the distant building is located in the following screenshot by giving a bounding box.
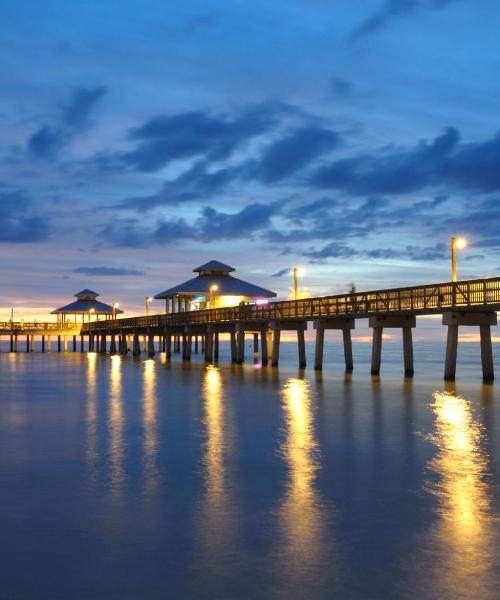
[51,289,123,324]
[154,260,276,312]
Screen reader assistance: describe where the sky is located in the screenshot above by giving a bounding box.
[1,0,500,319]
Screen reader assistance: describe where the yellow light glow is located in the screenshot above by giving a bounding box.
[287,287,311,300]
[109,354,124,498]
[278,378,327,575]
[146,297,153,303]
[143,358,158,494]
[113,303,120,308]
[85,351,98,481]
[295,267,305,277]
[455,238,467,249]
[424,391,494,594]
[210,284,218,291]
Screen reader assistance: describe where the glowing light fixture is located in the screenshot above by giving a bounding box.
[209,284,218,309]
[293,267,304,300]
[145,296,153,317]
[112,303,119,320]
[451,237,467,282]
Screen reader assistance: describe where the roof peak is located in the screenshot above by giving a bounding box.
[193,260,235,273]
[75,289,98,297]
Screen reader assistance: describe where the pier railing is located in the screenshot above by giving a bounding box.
[0,321,79,333]
[82,276,500,332]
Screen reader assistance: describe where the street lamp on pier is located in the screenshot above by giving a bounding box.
[209,285,218,309]
[451,237,467,282]
[112,303,119,320]
[145,296,153,317]
[293,267,304,300]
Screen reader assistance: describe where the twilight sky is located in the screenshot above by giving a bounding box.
[1,0,500,318]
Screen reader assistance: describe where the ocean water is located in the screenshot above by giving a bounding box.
[1,339,500,600]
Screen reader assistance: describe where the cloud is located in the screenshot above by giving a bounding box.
[27,86,106,158]
[61,86,107,129]
[350,0,458,41]
[120,161,240,209]
[101,201,283,247]
[245,126,341,183]
[122,102,287,172]
[0,191,50,243]
[310,127,500,195]
[73,266,143,276]
[304,241,447,262]
[272,268,291,277]
[331,77,353,96]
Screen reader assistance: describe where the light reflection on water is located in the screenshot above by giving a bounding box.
[195,364,237,586]
[142,358,158,496]
[85,352,98,484]
[275,377,330,596]
[2,349,500,599]
[108,354,124,498]
[420,390,497,598]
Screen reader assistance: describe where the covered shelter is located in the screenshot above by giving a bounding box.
[154,260,276,312]
[51,289,123,325]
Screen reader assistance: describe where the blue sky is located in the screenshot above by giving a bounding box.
[1,0,500,317]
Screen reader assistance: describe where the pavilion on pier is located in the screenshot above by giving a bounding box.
[154,260,276,312]
[51,289,123,324]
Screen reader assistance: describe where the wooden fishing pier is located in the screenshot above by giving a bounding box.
[3,276,500,382]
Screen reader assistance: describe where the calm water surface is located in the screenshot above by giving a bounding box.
[1,341,500,599]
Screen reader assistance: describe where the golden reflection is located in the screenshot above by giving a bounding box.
[197,364,236,582]
[85,352,98,481]
[109,355,124,498]
[425,391,495,595]
[203,365,226,498]
[142,359,158,494]
[277,378,328,588]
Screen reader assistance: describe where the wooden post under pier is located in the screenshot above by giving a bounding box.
[443,311,496,382]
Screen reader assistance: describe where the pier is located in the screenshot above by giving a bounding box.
[3,276,500,382]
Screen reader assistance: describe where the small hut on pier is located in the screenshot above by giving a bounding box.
[51,289,123,324]
[154,260,276,312]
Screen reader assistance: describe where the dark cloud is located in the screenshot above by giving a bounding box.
[123,102,287,172]
[101,201,282,247]
[120,161,240,209]
[27,126,68,158]
[62,86,107,129]
[120,124,340,209]
[310,127,500,195]
[0,191,50,243]
[27,86,106,158]
[350,0,458,41]
[73,266,143,276]
[272,268,291,277]
[304,241,447,262]
[246,126,341,183]
[331,77,352,96]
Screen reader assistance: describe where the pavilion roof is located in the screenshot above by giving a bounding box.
[51,298,123,315]
[154,273,276,299]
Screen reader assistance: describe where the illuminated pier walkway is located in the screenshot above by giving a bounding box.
[3,276,500,381]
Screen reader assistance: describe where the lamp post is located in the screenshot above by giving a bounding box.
[89,308,95,322]
[112,303,119,320]
[293,267,303,300]
[145,296,153,317]
[451,237,467,282]
[209,285,218,309]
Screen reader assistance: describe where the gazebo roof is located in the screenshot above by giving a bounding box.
[52,290,123,315]
[193,260,235,274]
[154,260,276,299]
